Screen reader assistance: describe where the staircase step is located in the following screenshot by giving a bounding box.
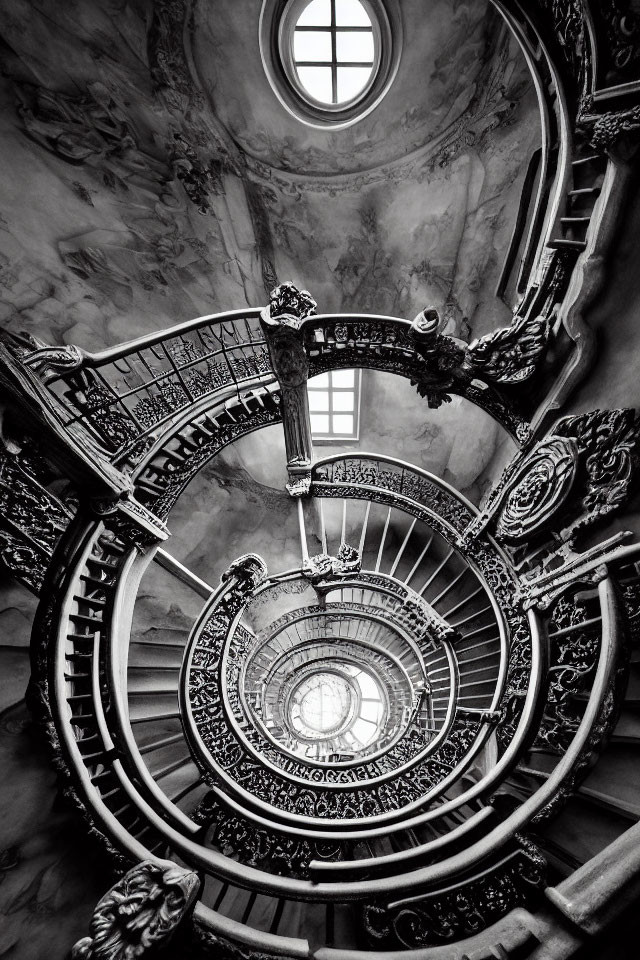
[578,786,640,820]
[611,711,640,743]
[568,186,601,196]
[572,154,603,166]
[546,238,587,251]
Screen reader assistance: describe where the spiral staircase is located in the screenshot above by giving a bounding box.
[2,3,640,959]
[0,272,633,959]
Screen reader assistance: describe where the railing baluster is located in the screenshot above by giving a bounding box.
[374,506,392,573]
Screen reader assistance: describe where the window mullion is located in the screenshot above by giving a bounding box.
[328,369,334,433]
[330,0,338,103]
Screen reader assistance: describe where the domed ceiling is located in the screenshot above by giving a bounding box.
[0,0,539,346]
[193,0,539,331]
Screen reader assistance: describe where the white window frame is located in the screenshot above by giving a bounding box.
[308,368,362,442]
[259,0,402,130]
[289,0,378,108]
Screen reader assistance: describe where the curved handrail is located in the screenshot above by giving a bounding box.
[310,453,512,714]
[233,581,452,769]
[181,572,468,802]
[238,631,423,768]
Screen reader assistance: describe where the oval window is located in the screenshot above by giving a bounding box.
[291,0,378,107]
[260,0,401,128]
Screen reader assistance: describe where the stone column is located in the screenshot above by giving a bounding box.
[261,282,317,496]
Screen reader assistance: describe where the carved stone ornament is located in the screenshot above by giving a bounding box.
[22,343,86,384]
[286,471,312,497]
[221,553,268,591]
[409,306,440,346]
[70,860,200,960]
[494,408,640,546]
[262,281,317,331]
[579,97,640,151]
[302,542,362,584]
[495,436,579,543]
[401,307,466,409]
[464,313,550,385]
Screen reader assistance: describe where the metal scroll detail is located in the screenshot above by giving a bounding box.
[557,408,640,541]
[193,793,343,880]
[22,342,86,384]
[362,836,546,950]
[134,387,282,520]
[70,860,200,960]
[532,596,601,756]
[0,427,76,592]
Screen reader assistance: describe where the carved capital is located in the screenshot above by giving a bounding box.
[261,283,316,384]
[286,470,312,497]
[263,281,317,331]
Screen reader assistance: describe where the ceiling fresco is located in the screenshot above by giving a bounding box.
[0,0,539,350]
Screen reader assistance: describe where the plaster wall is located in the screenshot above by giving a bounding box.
[555,161,640,542]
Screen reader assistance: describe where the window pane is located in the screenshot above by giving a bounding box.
[352,718,374,742]
[297,66,333,102]
[333,392,354,412]
[309,372,329,387]
[358,673,377,697]
[309,391,329,411]
[311,413,330,434]
[336,31,374,63]
[298,0,331,25]
[360,701,381,722]
[336,66,371,101]
[294,30,332,62]
[332,414,354,434]
[331,369,355,387]
[335,0,370,26]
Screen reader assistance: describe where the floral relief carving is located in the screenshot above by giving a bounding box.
[495,436,579,543]
[493,408,640,547]
[71,860,200,960]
